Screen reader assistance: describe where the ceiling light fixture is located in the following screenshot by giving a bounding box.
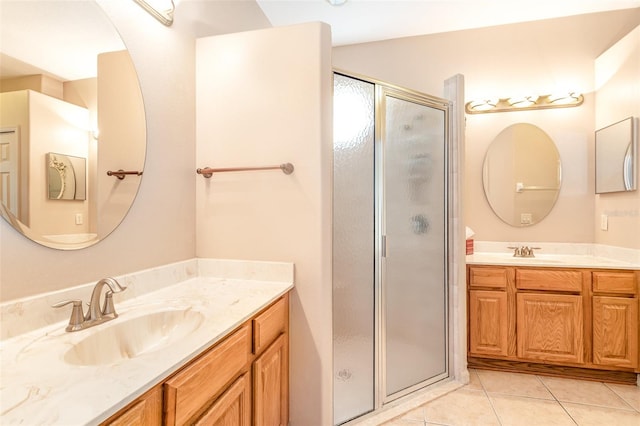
[132,0,175,26]
[326,0,348,6]
[465,92,583,114]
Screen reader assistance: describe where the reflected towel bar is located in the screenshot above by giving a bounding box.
[197,163,295,178]
[107,170,144,180]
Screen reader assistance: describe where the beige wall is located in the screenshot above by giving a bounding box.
[195,23,333,426]
[334,9,640,244]
[28,90,90,236]
[594,25,640,249]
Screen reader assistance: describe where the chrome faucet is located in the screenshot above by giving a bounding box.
[53,277,127,332]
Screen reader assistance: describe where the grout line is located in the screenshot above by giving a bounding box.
[557,399,638,412]
[556,401,580,425]
[475,371,504,426]
[485,391,561,402]
[603,382,639,413]
[538,375,636,412]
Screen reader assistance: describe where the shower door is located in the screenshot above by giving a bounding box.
[379,87,449,401]
[333,73,449,424]
[333,74,376,425]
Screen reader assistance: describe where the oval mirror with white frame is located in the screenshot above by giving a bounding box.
[0,0,146,249]
[482,123,561,227]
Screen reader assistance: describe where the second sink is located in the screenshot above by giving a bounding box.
[64,308,205,366]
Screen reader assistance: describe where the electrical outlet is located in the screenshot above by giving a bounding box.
[520,213,532,224]
[600,214,608,231]
[75,213,83,225]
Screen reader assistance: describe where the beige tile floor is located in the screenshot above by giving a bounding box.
[383,369,640,426]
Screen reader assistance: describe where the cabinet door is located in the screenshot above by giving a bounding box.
[194,374,251,426]
[253,334,288,426]
[469,290,508,356]
[593,296,638,369]
[517,293,584,364]
[103,385,162,426]
[164,325,250,425]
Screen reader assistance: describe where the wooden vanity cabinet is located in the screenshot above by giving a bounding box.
[468,265,639,384]
[469,290,508,356]
[592,271,638,369]
[468,266,512,357]
[252,297,289,426]
[102,294,289,426]
[516,292,584,364]
[515,268,585,364]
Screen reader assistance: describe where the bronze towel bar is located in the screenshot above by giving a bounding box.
[196,163,294,178]
[107,170,144,180]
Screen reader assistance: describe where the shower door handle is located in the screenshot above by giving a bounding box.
[381,235,387,258]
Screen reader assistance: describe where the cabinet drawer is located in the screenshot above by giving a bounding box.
[253,296,287,354]
[164,325,250,425]
[516,269,582,292]
[592,272,637,295]
[469,267,508,289]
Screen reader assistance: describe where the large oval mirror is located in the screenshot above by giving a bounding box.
[0,0,146,249]
[482,123,561,227]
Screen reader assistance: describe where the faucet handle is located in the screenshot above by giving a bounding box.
[507,246,521,257]
[101,292,119,317]
[52,300,85,332]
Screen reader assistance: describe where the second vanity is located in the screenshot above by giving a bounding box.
[0,258,293,425]
[467,248,639,384]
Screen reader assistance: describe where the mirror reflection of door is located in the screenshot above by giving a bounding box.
[0,128,19,218]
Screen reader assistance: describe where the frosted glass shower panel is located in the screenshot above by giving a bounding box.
[333,74,376,424]
[383,94,447,398]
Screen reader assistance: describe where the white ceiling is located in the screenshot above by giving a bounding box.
[256,0,640,46]
[1,0,638,82]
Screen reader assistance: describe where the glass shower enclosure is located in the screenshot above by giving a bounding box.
[333,73,450,425]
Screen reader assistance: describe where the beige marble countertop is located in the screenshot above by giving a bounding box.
[0,259,293,425]
[466,252,640,269]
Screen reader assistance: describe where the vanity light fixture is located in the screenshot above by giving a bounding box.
[466,99,498,112]
[465,92,584,114]
[132,0,175,26]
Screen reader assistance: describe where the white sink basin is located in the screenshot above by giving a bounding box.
[64,309,204,366]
